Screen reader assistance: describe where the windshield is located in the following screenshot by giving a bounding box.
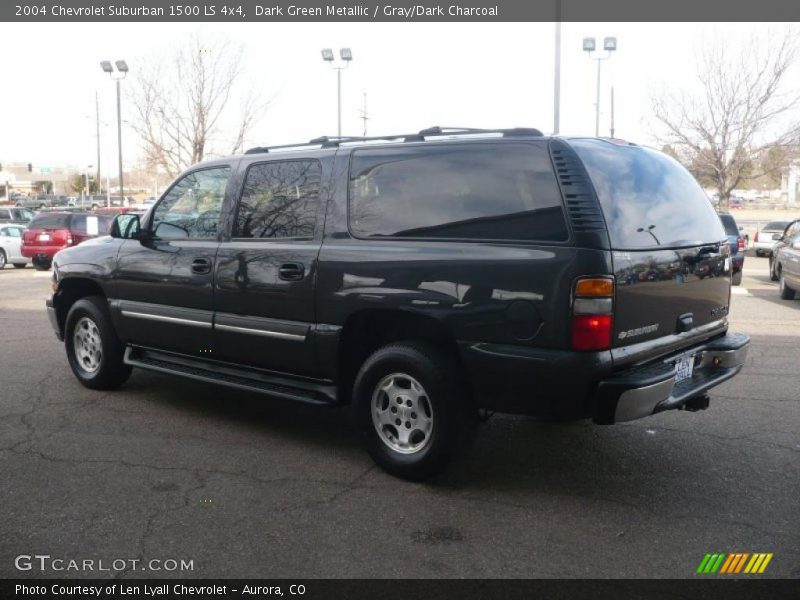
[764,221,789,231]
[570,139,726,249]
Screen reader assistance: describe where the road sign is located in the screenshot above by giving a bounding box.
[38,167,51,174]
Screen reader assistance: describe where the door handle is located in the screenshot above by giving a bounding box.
[279,262,305,281]
[191,257,212,274]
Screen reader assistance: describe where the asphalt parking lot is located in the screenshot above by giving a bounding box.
[0,256,798,579]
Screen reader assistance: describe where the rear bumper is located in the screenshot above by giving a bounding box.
[458,330,749,422]
[593,332,749,424]
[21,245,62,259]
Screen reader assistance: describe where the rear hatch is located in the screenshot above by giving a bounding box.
[23,213,72,248]
[570,140,730,349]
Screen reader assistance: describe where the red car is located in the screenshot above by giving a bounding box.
[21,211,113,270]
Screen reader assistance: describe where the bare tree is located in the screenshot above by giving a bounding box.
[131,35,266,178]
[652,31,800,210]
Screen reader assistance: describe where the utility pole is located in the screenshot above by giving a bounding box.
[553,1,561,135]
[610,86,615,138]
[95,91,101,186]
[359,91,369,137]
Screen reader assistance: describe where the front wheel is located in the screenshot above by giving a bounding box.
[732,269,743,286]
[352,341,476,480]
[770,258,779,281]
[65,296,131,390]
[0,250,6,269]
[779,271,796,300]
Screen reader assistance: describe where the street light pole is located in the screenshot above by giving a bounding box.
[100,59,128,204]
[583,37,617,137]
[553,1,562,135]
[321,48,353,137]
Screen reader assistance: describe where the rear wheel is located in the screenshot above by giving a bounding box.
[732,269,742,286]
[65,296,131,389]
[32,258,51,271]
[779,270,796,300]
[352,341,476,480]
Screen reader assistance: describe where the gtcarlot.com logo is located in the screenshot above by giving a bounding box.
[696,552,773,574]
[15,554,194,573]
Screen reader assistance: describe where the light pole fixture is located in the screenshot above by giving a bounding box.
[100,59,128,204]
[583,36,616,137]
[321,48,353,137]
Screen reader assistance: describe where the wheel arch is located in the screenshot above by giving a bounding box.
[335,308,462,404]
[54,277,108,337]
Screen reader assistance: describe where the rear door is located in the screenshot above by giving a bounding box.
[212,156,329,377]
[570,140,730,350]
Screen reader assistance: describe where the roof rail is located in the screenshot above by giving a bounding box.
[244,126,543,154]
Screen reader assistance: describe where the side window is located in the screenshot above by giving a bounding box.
[349,143,568,241]
[235,160,321,239]
[785,222,799,239]
[152,166,230,239]
[6,227,22,238]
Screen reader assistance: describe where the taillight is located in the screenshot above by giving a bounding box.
[754,231,760,242]
[571,277,614,351]
[737,237,745,251]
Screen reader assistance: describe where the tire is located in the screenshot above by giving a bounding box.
[779,270,796,300]
[770,258,779,281]
[32,258,51,271]
[352,341,476,481]
[65,296,131,390]
[0,249,6,269]
[732,270,742,286]
[755,249,763,257]
[13,263,26,269]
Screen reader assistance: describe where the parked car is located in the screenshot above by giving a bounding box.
[772,228,800,300]
[0,224,30,269]
[770,219,800,282]
[753,220,792,257]
[0,206,35,224]
[718,213,745,285]
[15,195,70,209]
[45,128,749,479]
[21,211,113,270]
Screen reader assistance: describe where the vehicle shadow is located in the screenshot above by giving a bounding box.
[747,287,800,309]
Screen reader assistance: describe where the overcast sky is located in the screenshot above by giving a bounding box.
[0,21,793,174]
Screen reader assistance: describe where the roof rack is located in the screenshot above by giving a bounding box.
[244,126,543,154]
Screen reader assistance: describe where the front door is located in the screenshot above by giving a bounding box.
[114,165,233,357]
[213,158,327,377]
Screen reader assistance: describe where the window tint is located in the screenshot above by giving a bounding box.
[29,214,71,229]
[71,214,113,235]
[719,214,739,236]
[349,143,567,241]
[765,221,789,231]
[571,140,726,249]
[785,221,799,238]
[152,167,230,239]
[235,160,321,239]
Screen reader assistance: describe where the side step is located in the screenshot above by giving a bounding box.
[124,346,337,406]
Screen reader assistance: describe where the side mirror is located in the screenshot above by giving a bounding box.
[772,233,783,241]
[110,213,142,240]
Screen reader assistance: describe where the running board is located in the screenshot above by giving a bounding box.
[124,346,337,406]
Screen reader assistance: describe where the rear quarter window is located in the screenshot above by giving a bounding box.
[570,140,726,249]
[719,215,739,236]
[348,142,568,242]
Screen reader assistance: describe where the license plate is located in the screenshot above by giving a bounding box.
[38,233,51,242]
[675,355,695,382]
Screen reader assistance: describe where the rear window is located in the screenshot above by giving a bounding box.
[570,140,726,249]
[29,214,71,229]
[719,214,739,236]
[765,221,789,231]
[348,142,568,242]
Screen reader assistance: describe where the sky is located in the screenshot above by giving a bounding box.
[0,21,793,175]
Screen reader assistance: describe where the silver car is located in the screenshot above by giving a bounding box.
[754,220,792,256]
[0,224,30,269]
